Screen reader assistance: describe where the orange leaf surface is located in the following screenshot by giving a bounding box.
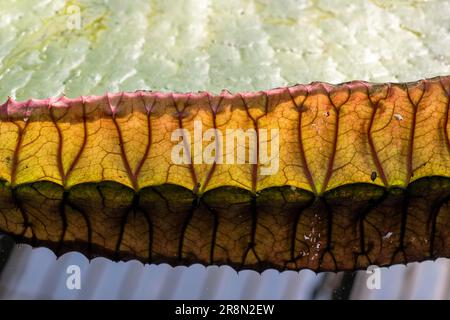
[0,76,449,271]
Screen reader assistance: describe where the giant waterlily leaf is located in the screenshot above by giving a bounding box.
[0,0,450,272]
[0,77,449,271]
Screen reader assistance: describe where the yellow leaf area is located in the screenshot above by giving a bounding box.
[0,76,449,194]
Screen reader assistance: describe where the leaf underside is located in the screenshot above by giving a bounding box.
[0,76,449,272]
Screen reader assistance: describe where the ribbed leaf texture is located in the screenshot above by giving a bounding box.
[0,76,449,272]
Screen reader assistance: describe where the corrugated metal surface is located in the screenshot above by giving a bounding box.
[0,243,449,299]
